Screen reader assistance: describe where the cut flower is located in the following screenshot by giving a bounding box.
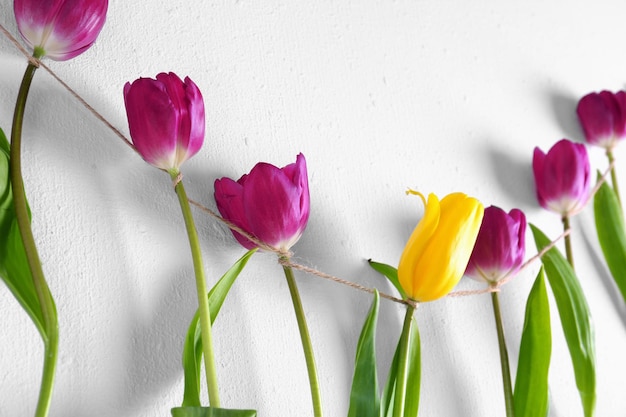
[532,139,591,217]
[398,191,484,302]
[14,0,108,61]
[577,90,626,150]
[465,206,526,284]
[124,72,205,173]
[214,153,310,252]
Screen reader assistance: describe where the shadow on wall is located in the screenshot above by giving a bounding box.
[579,221,626,329]
[487,143,536,208]
[7,65,198,415]
[548,89,584,143]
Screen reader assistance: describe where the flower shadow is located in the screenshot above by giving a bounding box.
[548,90,585,144]
[579,220,626,328]
[487,145,536,208]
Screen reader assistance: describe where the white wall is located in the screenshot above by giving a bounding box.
[1,0,625,416]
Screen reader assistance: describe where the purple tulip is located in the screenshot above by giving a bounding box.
[577,90,626,150]
[124,72,205,172]
[465,206,526,284]
[14,0,108,61]
[214,154,310,252]
[532,139,591,217]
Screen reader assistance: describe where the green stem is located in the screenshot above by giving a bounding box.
[607,149,621,207]
[281,260,323,417]
[172,175,220,407]
[562,216,575,270]
[393,303,416,417]
[491,291,515,417]
[10,55,59,417]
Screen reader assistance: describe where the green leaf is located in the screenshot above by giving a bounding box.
[182,249,258,407]
[171,406,256,417]
[593,176,626,303]
[380,315,420,417]
[348,290,380,417]
[0,127,46,339]
[367,259,406,300]
[530,224,595,417]
[514,267,551,417]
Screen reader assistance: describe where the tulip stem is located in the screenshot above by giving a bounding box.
[491,290,515,417]
[607,149,622,207]
[10,56,59,417]
[281,260,323,417]
[562,216,575,270]
[393,303,416,417]
[172,175,220,407]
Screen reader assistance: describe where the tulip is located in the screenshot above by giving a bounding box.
[397,191,484,302]
[124,72,205,173]
[465,206,526,284]
[577,90,626,150]
[532,139,591,217]
[214,153,310,252]
[14,0,108,61]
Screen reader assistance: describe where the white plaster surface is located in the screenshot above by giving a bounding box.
[1,0,626,416]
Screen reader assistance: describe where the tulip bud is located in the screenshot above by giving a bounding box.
[532,139,591,217]
[214,154,310,252]
[465,206,526,284]
[14,0,108,61]
[398,191,484,302]
[577,90,626,150]
[123,72,205,173]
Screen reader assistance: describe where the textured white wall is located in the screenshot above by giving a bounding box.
[1,0,626,416]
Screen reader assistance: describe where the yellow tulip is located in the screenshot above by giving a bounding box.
[398,191,484,302]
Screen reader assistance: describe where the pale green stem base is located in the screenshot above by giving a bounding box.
[491,291,515,417]
[281,260,323,417]
[172,174,220,407]
[562,216,575,270]
[393,303,416,417]
[10,55,59,417]
[607,149,621,207]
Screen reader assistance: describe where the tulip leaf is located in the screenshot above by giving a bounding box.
[367,259,406,300]
[380,315,420,417]
[593,176,626,303]
[530,224,595,417]
[182,249,258,407]
[514,267,551,417]
[348,290,380,417]
[0,127,46,339]
[171,407,256,417]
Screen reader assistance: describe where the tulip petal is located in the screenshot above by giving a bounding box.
[214,178,257,250]
[243,162,307,250]
[466,206,526,283]
[398,193,440,300]
[533,139,590,216]
[412,193,483,301]
[124,73,204,171]
[214,154,310,251]
[14,0,108,61]
[124,78,178,170]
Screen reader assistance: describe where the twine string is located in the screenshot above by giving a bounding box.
[0,23,608,308]
[0,23,137,153]
[172,172,184,188]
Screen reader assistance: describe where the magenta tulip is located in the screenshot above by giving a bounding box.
[124,72,205,173]
[14,0,108,61]
[532,139,591,216]
[465,206,526,284]
[577,90,626,150]
[214,154,310,252]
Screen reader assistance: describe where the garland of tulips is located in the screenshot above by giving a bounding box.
[2,1,626,417]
